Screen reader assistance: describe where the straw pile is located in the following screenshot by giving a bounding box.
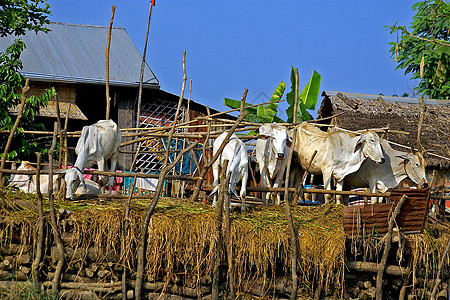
[0,187,449,298]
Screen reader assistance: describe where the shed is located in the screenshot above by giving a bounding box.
[317,91,450,182]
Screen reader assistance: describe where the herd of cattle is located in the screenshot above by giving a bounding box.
[7,119,427,210]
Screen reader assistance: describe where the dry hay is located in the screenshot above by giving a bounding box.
[2,187,448,296]
[0,187,346,296]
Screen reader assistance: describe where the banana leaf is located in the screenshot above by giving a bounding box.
[223,97,258,123]
[257,80,285,123]
[300,70,321,110]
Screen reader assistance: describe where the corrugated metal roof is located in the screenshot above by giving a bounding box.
[322,91,450,106]
[0,22,159,88]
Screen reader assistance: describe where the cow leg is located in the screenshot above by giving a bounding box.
[240,171,248,212]
[335,180,344,205]
[260,168,270,206]
[97,158,107,194]
[211,163,220,207]
[322,169,332,204]
[108,152,119,195]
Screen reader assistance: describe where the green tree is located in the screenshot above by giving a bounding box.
[388,0,450,99]
[0,0,54,160]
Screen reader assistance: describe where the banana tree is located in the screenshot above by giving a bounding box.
[223,66,321,124]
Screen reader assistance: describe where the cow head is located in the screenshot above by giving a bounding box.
[56,167,86,200]
[355,131,385,164]
[7,161,35,192]
[259,124,292,160]
[397,152,427,185]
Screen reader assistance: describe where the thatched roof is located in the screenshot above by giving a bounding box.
[317,91,450,169]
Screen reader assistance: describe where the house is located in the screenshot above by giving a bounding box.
[0,22,229,175]
[317,91,450,185]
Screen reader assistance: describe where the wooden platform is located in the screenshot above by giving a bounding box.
[343,188,430,236]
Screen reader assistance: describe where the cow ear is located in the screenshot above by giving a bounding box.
[286,137,293,148]
[56,169,67,174]
[77,171,86,187]
[354,138,363,153]
[397,153,413,161]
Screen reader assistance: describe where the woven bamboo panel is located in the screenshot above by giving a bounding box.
[9,101,88,120]
[343,188,429,236]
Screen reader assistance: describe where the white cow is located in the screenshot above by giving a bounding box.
[255,123,292,205]
[57,120,121,199]
[8,161,101,195]
[210,131,249,211]
[344,139,427,203]
[292,123,385,204]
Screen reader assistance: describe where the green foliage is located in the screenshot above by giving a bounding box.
[223,67,321,125]
[0,0,51,37]
[286,67,321,123]
[0,281,58,299]
[0,0,53,161]
[388,0,450,99]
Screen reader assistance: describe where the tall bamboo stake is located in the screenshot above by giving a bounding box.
[122,175,137,300]
[135,3,153,128]
[284,128,299,300]
[0,79,30,187]
[31,152,44,289]
[293,68,299,123]
[134,141,198,299]
[212,160,228,299]
[48,122,65,293]
[105,5,116,120]
[135,50,189,299]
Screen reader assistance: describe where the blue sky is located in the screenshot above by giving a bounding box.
[47,1,417,119]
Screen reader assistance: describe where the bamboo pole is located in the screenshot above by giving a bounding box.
[105,5,116,120]
[293,68,299,123]
[135,50,189,300]
[224,180,235,299]
[134,141,198,299]
[376,194,408,300]
[283,128,299,300]
[417,96,425,152]
[31,152,44,290]
[48,122,65,293]
[121,175,137,300]
[212,160,228,300]
[135,3,153,128]
[0,79,30,187]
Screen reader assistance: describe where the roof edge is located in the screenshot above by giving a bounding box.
[22,72,160,89]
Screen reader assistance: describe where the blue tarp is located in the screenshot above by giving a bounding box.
[162,138,202,175]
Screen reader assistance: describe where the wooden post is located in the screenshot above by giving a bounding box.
[0,79,30,187]
[224,170,234,298]
[31,152,44,289]
[134,51,190,299]
[135,2,153,128]
[283,128,299,300]
[48,122,65,293]
[376,194,408,300]
[122,175,137,300]
[293,68,299,123]
[134,141,198,299]
[105,5,116,120]
[212,160,228,300]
